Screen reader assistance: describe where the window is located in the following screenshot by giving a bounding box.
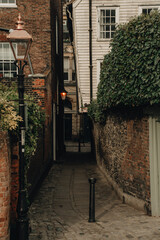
[0,0,16,7]
[98,7,119,40]
[64,57,69,81]
[139,6,160,15]
[0,42,17,78]
[63,19,70,43]
[0,0,15,2]
[64,57,75,82]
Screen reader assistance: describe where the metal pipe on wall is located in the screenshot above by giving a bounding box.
[89,0,93,102]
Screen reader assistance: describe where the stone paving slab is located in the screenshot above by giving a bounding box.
[29,152,160,240]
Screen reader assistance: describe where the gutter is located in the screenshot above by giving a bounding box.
[66,2,79,113]
[89,0,93,102]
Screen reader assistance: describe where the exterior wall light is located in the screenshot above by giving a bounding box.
[60,88,68,100]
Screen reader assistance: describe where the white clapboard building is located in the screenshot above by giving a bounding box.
[67,0,160,112]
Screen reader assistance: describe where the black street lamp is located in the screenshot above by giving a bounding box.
[7,14,32,240]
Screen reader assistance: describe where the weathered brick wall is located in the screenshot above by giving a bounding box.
[27,73,53,198]
[93,114,150,206]
[0,130,11,240]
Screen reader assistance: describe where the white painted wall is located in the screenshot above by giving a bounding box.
[72,0,160,110]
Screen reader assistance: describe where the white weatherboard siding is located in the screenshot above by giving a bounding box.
[72,0,160,109]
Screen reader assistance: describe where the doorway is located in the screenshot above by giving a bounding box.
[64,113,72,140]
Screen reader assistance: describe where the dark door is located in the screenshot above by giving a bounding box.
[64,114,72,140]
[82,113,91,142]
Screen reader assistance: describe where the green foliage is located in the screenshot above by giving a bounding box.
[0,82,45,161]
[24,98,45,162]
[88,100,106,123]
[92,11,160,122]
[0,83,22,130]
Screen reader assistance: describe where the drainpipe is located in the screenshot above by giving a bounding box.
[89,0,93,102]
[0,27,9,32]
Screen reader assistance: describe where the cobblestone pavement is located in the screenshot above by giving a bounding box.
[29,152,160,240]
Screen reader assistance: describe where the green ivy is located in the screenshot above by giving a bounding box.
[0,82,45,163]
[24,97,45,163]
[89,11,160,122]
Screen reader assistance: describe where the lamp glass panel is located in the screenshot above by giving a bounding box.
[16,41,27,60]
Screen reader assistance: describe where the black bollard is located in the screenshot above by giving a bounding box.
[88,178,96,222]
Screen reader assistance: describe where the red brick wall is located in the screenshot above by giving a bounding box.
[0,130,11,240]
[10,138,19,225]
[93,114,150,205]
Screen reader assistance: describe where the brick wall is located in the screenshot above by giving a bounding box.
[10,136,19,230]
[27,73,53,198]
[0,130,11,240]
[92,112,150,210]
[0,74,53,236]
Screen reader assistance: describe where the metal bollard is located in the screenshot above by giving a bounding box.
[88,178,96,222]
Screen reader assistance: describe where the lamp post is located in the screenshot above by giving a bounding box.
[7,14,32,240]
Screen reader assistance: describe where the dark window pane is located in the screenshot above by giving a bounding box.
[63,32,70,41]
[72,72,75,81]
[111,17,115,23]
[142,9,147,14]
[106,17,110,23]
[111,25,115,31]
[4,63,10,70]
[64,72,68,80]
[111,32,115,38]
[106,10,110,16]
[0,63,3,70]
[106,25,110,31]
[148,9,152,14]
[11,72,17,77]
[106,32,110,38]
[2,0,7,3]
[11,63,16,70]
[111,10,115,16]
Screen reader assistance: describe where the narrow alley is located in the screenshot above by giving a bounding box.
[29,146,160,240]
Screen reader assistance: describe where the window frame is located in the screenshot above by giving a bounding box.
[0,42,17,78]
[139,6,160,15]
[63,19,70,43]
[97,6,119,41]
[64,57,69,81]
[64,56,75,82]
[0,0,17,8]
